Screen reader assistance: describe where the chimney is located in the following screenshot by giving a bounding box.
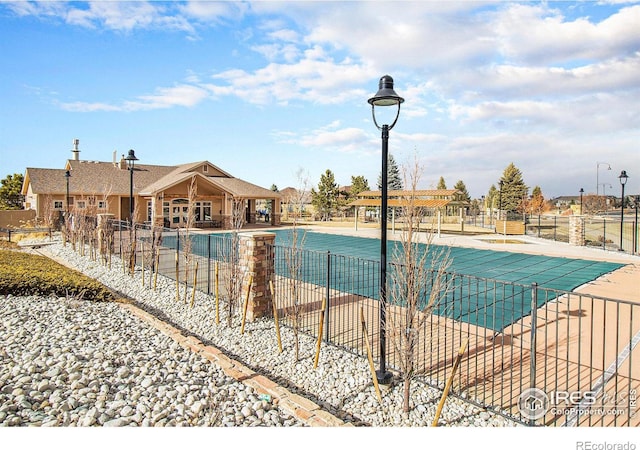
[72,138,80,161]
[119,154,126,170]
[113,150,117,167]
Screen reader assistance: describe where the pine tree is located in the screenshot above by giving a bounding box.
[0,173,24,210]
[486,185,496,209]
[377,154,403,191]
[453,180,470,202]
[311,169,339,220]
[350,175,369,196]
[437,176,447,190]
[499,163,528,213]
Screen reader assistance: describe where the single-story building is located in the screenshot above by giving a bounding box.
[21,142,281,229]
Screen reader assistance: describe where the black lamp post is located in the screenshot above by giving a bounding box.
[635,195,639,255]
[64,170,71,213]
[125,149,139,223]
[579,188,584,215]
[618,170,628,251]
[481,195,485,227]
[368,75,404,384]
[498,180,503,221]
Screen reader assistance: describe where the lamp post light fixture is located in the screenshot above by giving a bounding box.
[597,161,611,197]
[618,170,628,251]
[368,75,404,384]
[579,188,584,215]
[124,149,139,223]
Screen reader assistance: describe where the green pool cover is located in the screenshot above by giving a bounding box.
[268,230,625,331]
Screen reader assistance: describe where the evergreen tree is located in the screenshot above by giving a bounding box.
[0,173,24,210]
[350,175,370,196]
[499,163,528,212]
[453,180,470,203]
[436,176,447,190]
[377,153,403,191]
[487,184,498,209]
[311,169,339,220]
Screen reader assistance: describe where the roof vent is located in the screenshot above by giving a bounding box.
[72,138,80,161]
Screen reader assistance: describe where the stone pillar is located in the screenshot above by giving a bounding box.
[239,232,275,321]
[569,215,585,246]
[97,213,115,255]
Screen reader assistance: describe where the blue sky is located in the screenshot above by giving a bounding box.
[1,0,639,199]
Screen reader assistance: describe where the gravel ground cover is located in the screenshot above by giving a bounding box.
[1,238,520,427]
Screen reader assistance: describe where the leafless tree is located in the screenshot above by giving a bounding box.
[220,196,246,327]
[180,176,197,302]
[386,156,454,413]
[281,169,310,361]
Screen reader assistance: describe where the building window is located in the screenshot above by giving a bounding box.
[195,201,212,221]
[76,200,86,209]
[203,165,208,173]
[98,200,107,209]
[88,196,96,206]
[147,201,152,223]
[53,200,63,210]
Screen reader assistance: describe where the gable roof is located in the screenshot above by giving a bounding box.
[23,158,279,200]
[210,176,281,199]
[139,161,281,199]
[22,168,68,195]
[61,160,177,196]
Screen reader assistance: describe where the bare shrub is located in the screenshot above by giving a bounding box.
[386,156,454,413]
[219,197,245,327]
[280,169,310,361]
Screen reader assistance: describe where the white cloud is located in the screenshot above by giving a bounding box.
[274,121,373,155]
[208,51,374,106]
[60,83,210,112]
[494,3,640,65]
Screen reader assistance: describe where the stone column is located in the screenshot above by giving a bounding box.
[239,232,275,321]
[569,215,585,246]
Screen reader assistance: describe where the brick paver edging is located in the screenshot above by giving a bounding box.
[119,302,350,427]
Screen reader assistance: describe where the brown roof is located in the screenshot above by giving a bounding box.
[63,160,176,196]
[22,168,68,195]
[357,189,459,197]
[210,177,281,199]
[280,187,311,204]
[350,198,451,208]
[24,158,279,200]
[140,161,280,199]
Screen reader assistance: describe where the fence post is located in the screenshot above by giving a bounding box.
[325,251,331,343]
[530,282,538,426]
[553,216,557,241]
[631,219,638,253]
[7,229,11,243]
[603,219,606,250]
[207,234,211,294]
[537,215,541,238]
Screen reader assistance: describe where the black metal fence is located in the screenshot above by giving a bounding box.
[0,226,53,242]
[465,212,639,255]
[102,220,639,426]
